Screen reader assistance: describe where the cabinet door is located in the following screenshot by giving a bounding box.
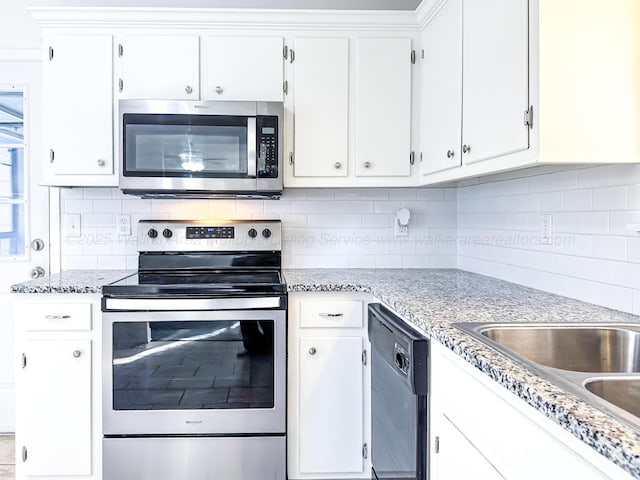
[462,0,529,165]
[22,339,92,475]
[292,37,349,177]
[355,38,412,177]
[420,0,463,175]
[203,36,283,101]
[119,35,199,99]
[299,336,364,474]
[435,413,505,480]
[43,34,113,176]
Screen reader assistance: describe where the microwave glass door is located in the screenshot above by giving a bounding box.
[123,114,256,178]
[112,319,274,411]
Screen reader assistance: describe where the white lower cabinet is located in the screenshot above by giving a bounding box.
[14,294,102,480]
[288,292,372,479]
[430,341,633,480]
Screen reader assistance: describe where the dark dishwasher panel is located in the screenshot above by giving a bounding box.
[368,303,428,480]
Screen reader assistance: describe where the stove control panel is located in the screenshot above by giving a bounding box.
[138,220,282,252]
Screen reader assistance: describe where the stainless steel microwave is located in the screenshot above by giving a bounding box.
[119,100,283,199]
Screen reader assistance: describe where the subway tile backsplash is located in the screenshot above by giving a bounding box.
[58,164,640,315]
[58,187,459,272]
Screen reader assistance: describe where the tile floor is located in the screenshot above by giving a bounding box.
[0,435,15,480]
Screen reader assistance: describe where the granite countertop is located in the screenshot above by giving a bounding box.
[284,268,640,478]
[11,267,640,476]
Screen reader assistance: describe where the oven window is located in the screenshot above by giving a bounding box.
[123,114,249,178]
[112,320,274,410]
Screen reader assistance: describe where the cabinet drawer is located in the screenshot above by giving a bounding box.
[23,303,92,331]
[300,300,362,328]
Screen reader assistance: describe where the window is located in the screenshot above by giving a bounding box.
[0,90,26,257]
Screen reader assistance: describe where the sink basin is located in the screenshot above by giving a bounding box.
[475,324,640,373]
[585,378,640,419]
[454,322,640,431]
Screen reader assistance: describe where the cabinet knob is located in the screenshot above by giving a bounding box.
[463,144,472,154]
[308,347,317,356]
[215,86,223,95]
[97,159,106,167]
[73,350,81,358]
[446,150,455,159]
[30,266,45,279]
[334,162,342,169]
[185,85,193,94]
[363,161,372,169]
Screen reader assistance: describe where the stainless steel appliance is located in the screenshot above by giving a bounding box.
[368,303,429,480]
[102,219,286,480]
[119,100,283,198]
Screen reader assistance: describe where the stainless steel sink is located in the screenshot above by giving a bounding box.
[454,322,640,431]
[473,324,640,373]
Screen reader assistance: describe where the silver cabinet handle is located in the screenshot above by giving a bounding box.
[463,144,471,154]
[97,159,105,167]
[31,239,45,251]
[308,347,317,355]
[215,86,223,95]
[289,152,294,165]
[319,313,344,318]
[49,149,55,163]
[22,446,27,463]
[363,161,372,169]
[185,85,193,94]
[45,314,71,320]
[73,350,82,358]
[30,267,45,279]
[446,150,455,158]
[334,162,342,169]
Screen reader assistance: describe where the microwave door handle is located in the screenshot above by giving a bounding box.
[247,117,257,178]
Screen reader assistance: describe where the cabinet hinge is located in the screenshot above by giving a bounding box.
[289,152,294,165]
[362,349,367,366]
[362,442,368,459]
[524,105,534,129]
[22,446,27,463]
[21,353,26,369]
[410,151,415,165]
[119,78,124,93]
[118,43,123,57]
[48,46,53,61]
[435,436,440,454]
[283,45,288,60]
[49,149,55,163]
[283,80,288,95]
[289,49,295,63]
[411,49,416,64]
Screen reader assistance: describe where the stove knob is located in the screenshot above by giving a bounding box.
[262,228,272,239]
[147,228,158,239]
[163,228,173,239]
[248,228,258,238]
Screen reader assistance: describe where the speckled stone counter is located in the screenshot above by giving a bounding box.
[10,270,132,294]
[284,268,640,478]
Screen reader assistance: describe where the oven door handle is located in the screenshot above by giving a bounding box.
[247,117,257,178]
[103,296,282,311]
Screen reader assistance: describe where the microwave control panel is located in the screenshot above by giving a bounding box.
[257,116,279,178]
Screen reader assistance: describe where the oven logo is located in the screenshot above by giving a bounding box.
[186,420,203,425]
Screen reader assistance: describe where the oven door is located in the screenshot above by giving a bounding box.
[102,308,285,436]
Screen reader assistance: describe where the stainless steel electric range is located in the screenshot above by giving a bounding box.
[101,219,286,480]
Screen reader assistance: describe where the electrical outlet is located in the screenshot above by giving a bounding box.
[541,214,553,245]
[65,214,81,235]
[117,214,131,236]
[395,222,408,237]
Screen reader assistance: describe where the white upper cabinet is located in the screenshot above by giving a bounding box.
[203,36,284,101]
[355,38,412,177]
[118,35,200,100]
[420,0,463,175]
[292,37,349,178]
[420,0,529,178]
[43,33,114,183]
[462,0,529,165]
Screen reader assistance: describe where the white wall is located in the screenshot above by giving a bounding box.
[0,0,41,50]
[58,187,458,270]
[458,164,640,315]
